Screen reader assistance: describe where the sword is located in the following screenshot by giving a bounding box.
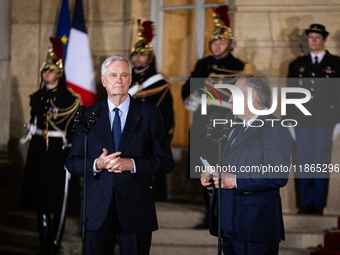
[54,168,70,247]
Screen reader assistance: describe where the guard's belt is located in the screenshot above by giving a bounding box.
[36,128,65,138]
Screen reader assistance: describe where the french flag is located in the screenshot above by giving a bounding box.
[65,0,96,106]
[55,0,70,63]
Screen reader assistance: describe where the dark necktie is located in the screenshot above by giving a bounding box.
[314,56,319,70]
[113,108,121,151]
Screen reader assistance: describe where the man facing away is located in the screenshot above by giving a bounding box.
[201,75,292,255]
[182,5,247,229]
[66,55,174,255]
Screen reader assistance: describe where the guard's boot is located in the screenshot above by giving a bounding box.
[50,213,65,255]
[36,213,51,255]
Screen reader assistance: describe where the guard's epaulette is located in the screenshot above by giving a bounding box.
[67,87,82,100]
[237,57,245,63]
[237,57,257,74]
[29,88,40,98]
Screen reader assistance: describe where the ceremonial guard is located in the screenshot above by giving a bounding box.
[129,20,174,201]
[182,5,255,229]
[20,37,81,254]
[288,24,340,215]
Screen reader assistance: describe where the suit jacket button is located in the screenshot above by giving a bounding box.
[109,186,114,189]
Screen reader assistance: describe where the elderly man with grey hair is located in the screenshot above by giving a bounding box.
[67,55,174,255]
[201,74,292,255]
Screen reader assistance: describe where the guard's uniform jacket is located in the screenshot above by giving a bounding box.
[181,53,245,102]
[181,53,245,179]
[20,84,81,213]
[131,64,174,142]
[288,50,340,129]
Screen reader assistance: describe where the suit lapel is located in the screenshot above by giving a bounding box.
[96,100,115,153]
[226,116,266,154]
[118,97,142,153]
[229,125,259,150]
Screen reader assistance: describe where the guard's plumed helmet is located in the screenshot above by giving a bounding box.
[131,20,155,59]
[210,5,233,43]
[41,37,64,74]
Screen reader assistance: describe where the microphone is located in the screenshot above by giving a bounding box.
[206,112,219,139]
[85,105,102,134]
[222,112,233,140]
[71,105,87,134]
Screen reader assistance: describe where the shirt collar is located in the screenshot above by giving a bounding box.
[245,107,268,128]
[107,95,130,114]
[310,50,326,63]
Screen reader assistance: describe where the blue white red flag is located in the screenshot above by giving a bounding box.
[55,0,70,63]
[65,0,96,106]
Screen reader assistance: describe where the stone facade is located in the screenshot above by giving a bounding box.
[2,0,340,214]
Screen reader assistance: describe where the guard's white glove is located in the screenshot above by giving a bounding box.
[19,124,37,145]
[184,94,201,111]
[29,124,37,135]
[332,123,340,141]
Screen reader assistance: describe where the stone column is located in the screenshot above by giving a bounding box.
[0,0,12,156]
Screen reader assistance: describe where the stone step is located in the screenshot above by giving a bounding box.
[156,202,205,229]
[283,214,339,233]
[0,244,36,255]
[0,209,80,234]
[279,248,311,255]
[156,202,339,233]
[150,246,311,255]
[152,228,324,251]
[0,223,82,251]
[1,203,337,254]
[282,232,324,250]
[0,224,39,249]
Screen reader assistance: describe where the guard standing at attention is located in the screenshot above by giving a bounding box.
[20,37,81,254]
[288,24,340,215]
[129,20,174,202]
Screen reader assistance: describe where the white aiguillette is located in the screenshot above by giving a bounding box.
[128,74,164,96]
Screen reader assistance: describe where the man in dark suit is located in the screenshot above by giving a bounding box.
[66,55,175,255]
[182,5,249,229]
[201,75,292,255]
[288,24,340,215]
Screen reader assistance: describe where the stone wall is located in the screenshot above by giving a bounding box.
[4,0,340,214]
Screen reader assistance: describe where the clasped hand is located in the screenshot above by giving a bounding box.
[200,172,236,189]
[96,148,133,173]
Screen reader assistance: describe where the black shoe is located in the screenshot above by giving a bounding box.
[35,246,51,255]
[297,206,313,215]
[313,207,324,215]
[195,217,209,229]
[195,221,209,229]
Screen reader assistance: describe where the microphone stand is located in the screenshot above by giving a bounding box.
[206,118,231,255]
[74,106,101,255]
[81,131,89,255]
[216,136,224,255]
[72,119,90,255]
